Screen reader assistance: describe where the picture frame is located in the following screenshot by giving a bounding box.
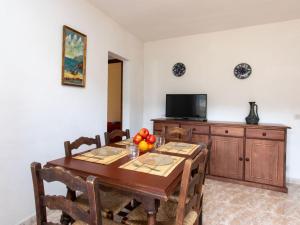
[61,25,87,87]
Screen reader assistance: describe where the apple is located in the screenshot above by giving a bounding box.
[133,134,143,145]
[139,128,149,139]
[146,134,156,144]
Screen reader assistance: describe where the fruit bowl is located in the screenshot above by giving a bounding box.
[133,128,156,153]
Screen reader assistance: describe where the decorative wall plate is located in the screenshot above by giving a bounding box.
[234,63,252,79]
[172,62,186,77]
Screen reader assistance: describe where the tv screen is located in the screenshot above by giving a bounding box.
[166,94,207,119]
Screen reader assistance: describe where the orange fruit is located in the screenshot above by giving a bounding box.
[147,143,154,150]
[138,140,148,152]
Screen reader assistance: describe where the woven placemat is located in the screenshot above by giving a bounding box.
[119,153,184,177]
[156,142,200,155]
[115,138,132,146]
[73,146,129,165]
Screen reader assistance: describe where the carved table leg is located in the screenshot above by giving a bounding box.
[60,187,76,224]
[136,196,160,225]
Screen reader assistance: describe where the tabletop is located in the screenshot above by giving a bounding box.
[46,143,205,201]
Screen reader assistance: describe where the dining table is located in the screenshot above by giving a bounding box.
[46,141,206,225]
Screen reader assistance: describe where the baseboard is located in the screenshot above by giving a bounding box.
[287,177,300,185]
[16,213,35,225]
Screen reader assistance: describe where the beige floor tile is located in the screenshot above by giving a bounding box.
[28,179,300,225]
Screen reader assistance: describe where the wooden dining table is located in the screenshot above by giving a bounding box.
[46,142,206,225]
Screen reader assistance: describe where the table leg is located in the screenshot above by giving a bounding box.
[139,197,160,225]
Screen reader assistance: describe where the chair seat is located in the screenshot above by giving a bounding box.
[126,204,198,225]
[160,185,204,219]
[76,190,133,218]
[73,217,120,225]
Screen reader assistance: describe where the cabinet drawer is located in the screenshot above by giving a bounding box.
[191,134,209,144]
[211,126,244,137]
[154,122,179,131]
[181,125,209,134]
[246,128,285,140]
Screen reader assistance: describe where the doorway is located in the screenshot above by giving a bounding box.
[107,58,123,138]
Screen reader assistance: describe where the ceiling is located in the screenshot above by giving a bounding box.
[88,0,300,42]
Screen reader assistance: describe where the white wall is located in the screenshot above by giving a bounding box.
[0,0,143,224]
[143,19,300,181]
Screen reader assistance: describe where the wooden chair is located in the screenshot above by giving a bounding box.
[31,162,120,225]
[104,129,130,145]
[162,126,193,143]
[204,139,212,180]
[65,135,101,157]
[126,148,209,225]
[167,139,211,204]
[62,136,133,223]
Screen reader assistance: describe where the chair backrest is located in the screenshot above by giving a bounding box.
[204,139,212,183]
[64,135,101,157]
[104,129,130,145]
[31,162,102,225]
[162,126,193,143]
[175,148,208,225]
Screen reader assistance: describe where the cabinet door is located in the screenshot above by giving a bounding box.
[245,139,284,186]
[210,136,244,180]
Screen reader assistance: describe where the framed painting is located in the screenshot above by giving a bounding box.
[62,25,87,87]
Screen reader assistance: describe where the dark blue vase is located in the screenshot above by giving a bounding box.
[246,102,259,124]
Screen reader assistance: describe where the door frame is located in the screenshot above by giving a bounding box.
[108,59,123,130]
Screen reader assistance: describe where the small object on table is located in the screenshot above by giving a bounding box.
[126,143,139,159]
[115,138,132,146]
[133,128,157,153]
[155,135,165,149]
[157,142,200,155]
[120,153,184,177]
[73,146,129,165]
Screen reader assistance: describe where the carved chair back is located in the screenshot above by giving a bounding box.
[31,162,102,225]
[175,148,208,225]
[162,126,193,143]
[64,135,101,157]
[204,139,212,183]
[104,129,130,145]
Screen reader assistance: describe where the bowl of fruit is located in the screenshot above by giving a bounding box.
[133,128,156,153]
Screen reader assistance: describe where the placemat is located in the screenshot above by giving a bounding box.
[156,142,200,155]
[115,138,132,146]
[73,146,129,165]
[119,153,184,177]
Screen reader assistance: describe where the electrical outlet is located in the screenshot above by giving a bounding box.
[294,114,300,120]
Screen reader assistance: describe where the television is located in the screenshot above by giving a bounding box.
[166,94,207,120]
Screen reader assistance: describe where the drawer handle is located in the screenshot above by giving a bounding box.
[262,132,267,136]
[245,158,250,162]
[239,157,243,161]
[225,130,229,134]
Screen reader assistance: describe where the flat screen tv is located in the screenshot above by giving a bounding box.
[166,94,207,120]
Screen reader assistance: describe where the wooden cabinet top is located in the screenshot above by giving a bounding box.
[151,118,291,130]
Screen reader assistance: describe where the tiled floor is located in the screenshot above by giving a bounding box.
[29,179,300,225]
[204,179,300,225]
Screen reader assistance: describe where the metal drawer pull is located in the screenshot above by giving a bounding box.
[245,158,250,161]
[239,157,243,161]
[225,130,229,134]
[262,132,267,136]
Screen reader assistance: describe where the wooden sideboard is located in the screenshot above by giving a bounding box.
[152,118,290,192]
